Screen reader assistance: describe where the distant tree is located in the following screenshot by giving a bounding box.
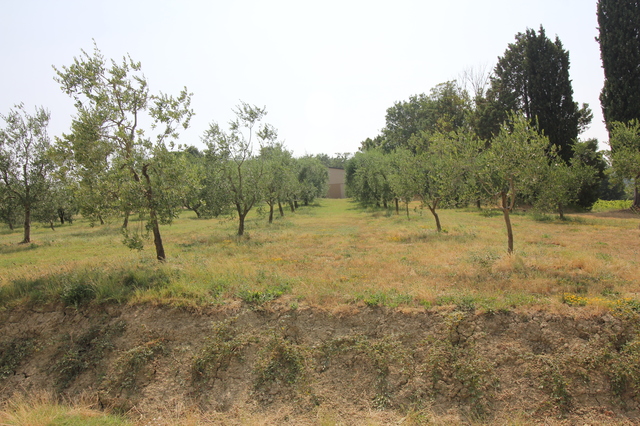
[197,149,234,219]
[53,112,122,226]
[31,174,78,229]
[534,160,597,219]
[0,104,54,243]
[203,102,275,236]
[345,149,393,207]
[296,156,328,205]
[418,131,483,232]
[387,148,419,218]
[478,114,550,253]
[314,152,352,169]
[599,166,628,201]
[368,81,471,152]
[571,140,607,209]
[597,0,640,129]
[607,120,640,208]
[261,143,296,223]
[360,135,385,152]
[0,182,21,230]
[180,146,208,218]
[487,26,589,163]
[54,43,194,261]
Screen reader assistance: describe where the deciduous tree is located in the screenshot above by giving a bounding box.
[366,81,471,153]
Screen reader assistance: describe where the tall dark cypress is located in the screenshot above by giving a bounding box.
[488,26,582,163]
[597,0,640,129]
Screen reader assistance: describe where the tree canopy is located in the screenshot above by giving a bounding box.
[362,81,471,152]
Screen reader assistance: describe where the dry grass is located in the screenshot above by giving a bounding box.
[0,199,638,311]
[2,395,635,426]
[0,391,131,425]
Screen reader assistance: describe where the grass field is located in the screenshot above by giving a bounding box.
[1,199,638,313]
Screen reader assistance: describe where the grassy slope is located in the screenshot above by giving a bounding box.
[0,198,638,312]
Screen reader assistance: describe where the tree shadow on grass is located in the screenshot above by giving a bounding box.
[0,243,38,255]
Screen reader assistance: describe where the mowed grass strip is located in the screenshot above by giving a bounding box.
[0,199,638,311]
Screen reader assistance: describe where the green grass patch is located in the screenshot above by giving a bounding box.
[0,266,175,307]
[355,289,414,308]
[591,199,633,212]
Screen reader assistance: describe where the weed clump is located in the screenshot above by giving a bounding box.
[316,334,411,409]
[355,289,414,308]
[54,321,126,389]
[255,335,306,389]
[192,318,249,383]
[61,282,96,307]
[0,337,36,379]
[105,338,167,392]
[238,281,291,306]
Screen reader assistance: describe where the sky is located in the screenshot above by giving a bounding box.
[1,0,607,157]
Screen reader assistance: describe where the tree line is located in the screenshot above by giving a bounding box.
[0,44,330,261]
[347,5,640,253]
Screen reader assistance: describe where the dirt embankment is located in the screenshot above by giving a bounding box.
[1,301,640,424]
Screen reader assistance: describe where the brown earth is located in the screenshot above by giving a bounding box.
[2,300,640,425]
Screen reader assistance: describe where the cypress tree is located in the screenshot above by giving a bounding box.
[597,0,640,128]
[488,26,584,163]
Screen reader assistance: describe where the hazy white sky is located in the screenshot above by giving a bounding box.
[1,0,606,156]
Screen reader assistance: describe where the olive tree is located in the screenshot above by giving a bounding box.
[607,120,640,208]
[260,143,296,223]
[54,43,194,261]
[203,103,276,236]
[478,114,549,253]
[387,148,420,218]
[417,131,483,232]
[0,104,54,243]
[296,155,328,206]
[345,149,393,208]
[534,160,597,219]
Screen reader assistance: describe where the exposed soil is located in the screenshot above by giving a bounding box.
[2,300,640,424]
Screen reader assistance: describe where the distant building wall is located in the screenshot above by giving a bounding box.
[327,167,346,199]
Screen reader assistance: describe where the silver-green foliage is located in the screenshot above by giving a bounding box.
[54,42,195,260]
[608,120,640,208]
[202,102,277,236]
[0,104,54,243]
[478,113,550,253]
